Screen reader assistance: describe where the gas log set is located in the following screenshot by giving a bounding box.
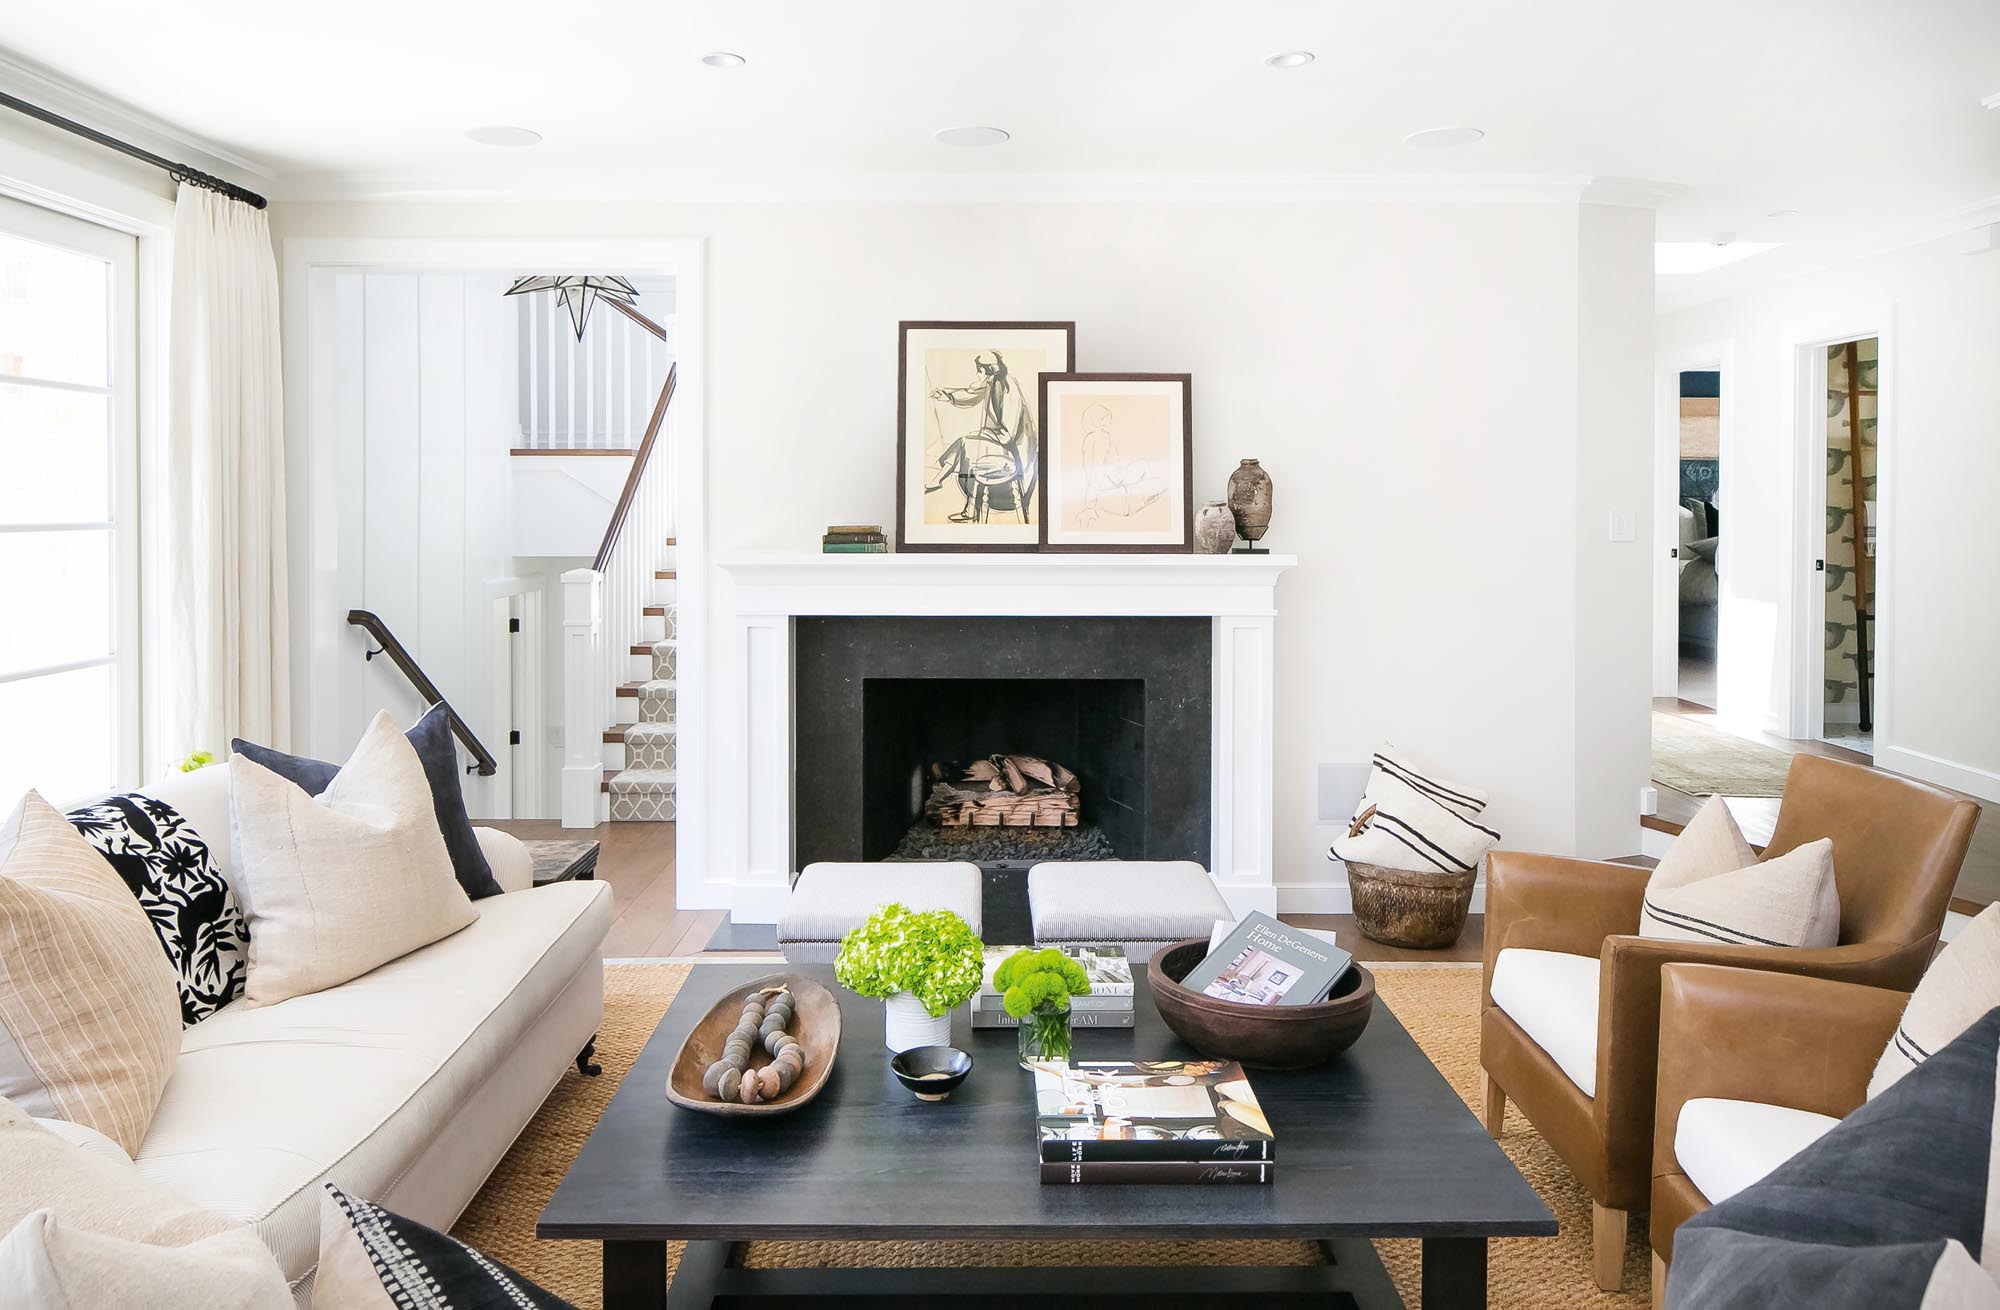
[922,755,1082,829]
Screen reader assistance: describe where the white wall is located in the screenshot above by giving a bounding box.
[1657,228,2000,802]
[272,194,1657,901]
[322,270,516,815]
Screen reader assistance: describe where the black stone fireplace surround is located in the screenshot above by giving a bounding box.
[793,616,1212,871]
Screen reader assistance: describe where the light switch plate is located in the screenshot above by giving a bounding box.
[1608,508,1636,542]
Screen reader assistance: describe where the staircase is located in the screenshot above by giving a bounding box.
[602,557,678,822]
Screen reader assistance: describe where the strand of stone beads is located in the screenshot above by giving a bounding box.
[699,987,806,1104]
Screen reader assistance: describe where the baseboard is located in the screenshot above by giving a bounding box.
[1874,745,2000,805]
[1277,877,1486,917]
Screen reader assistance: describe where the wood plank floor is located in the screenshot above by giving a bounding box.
[1650,698,1998,906]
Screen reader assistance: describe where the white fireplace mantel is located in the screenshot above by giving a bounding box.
[707,552,1297,924]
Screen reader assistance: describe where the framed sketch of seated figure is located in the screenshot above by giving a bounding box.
[896,321,1075,552]
[1039,373,1193,552]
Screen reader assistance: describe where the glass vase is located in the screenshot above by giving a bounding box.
[1017,1006,1074,1068]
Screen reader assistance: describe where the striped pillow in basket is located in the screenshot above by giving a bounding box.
[1330,749,1500,876]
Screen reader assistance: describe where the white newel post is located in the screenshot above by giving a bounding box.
[560,567,605,829]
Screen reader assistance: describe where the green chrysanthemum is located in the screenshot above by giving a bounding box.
[994,947,1093,1018]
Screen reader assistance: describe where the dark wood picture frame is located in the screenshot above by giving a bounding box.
[1036,372,1195,553]
[895,320,1076,553]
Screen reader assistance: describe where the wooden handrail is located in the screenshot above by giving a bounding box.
[593,358,677,571]
[345,610,498,776]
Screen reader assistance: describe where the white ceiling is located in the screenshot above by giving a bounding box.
[3,0,1997,305]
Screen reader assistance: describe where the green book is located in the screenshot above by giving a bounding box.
[822,543,889,553]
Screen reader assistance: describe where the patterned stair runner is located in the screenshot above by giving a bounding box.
[607,588,678,822]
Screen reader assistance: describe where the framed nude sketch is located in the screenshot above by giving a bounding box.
[896,321,1076,552]
[1038,373,1193,553]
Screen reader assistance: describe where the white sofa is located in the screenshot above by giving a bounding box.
[125,763,614,1304]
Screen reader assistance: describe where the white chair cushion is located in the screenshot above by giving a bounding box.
[1675,1096,1841,1204]
[1489,948,1600,1097]
[1027,860,1231,950]
[133,879,611,1286]
[779,862,982,963]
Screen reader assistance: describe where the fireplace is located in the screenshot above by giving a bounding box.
[794,617,1211,873]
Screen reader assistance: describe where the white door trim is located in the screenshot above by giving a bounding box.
[1780,306,1896,748]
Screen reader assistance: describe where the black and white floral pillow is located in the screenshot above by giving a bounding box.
[67,794,248,1025]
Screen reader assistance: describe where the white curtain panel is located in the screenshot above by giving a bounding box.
[163,184,290,755]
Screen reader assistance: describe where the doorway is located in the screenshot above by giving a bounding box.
[1673,371,1722,709]
[1818,339,1877,754]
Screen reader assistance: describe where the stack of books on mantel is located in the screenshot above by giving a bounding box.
[821,524,887,553]
[1033,1059,1275,1184]
[968,945,1134,1029]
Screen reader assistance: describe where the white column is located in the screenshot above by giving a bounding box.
[1212,613,1279,918]
[559,567,604,828]
[731,612,794,922]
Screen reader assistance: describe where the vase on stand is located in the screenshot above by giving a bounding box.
[1016,1006,1074,1068]
[883,991,951,1053]
[1194,501,1236,554]
[1227,458,1273,552]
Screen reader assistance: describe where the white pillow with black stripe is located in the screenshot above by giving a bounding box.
[1330,747,1500,875]
[1639,796,1839,948]
[1868,902,2000,1100]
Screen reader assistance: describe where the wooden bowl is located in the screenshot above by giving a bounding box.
[665,974,841,1116]
[1147,940,1375,1070]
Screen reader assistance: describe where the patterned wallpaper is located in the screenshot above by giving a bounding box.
[1825,340,1877,719]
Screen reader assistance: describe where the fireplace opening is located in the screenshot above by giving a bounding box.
[861,677,1144,868]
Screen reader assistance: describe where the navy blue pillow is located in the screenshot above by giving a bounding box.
[232,704,503,900]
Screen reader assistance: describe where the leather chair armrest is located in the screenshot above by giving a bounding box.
[1652,962,1907,1178]
[1596,935,1911,1165]
[1482,850,1649,1005]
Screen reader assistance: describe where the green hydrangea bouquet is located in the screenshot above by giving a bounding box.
[834,904,985,1050]
[993,947,1092,1065]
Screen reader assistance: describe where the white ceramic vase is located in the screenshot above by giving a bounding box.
[883,991,951,1053]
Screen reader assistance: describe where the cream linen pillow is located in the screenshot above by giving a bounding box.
[230,710,477,1005]
[1639,795,1840,948]
[0,792,181,1155]
[1867,903,2000,1099]
[0,1097,287,1310]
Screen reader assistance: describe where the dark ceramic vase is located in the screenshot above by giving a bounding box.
[1227,459,1273,545]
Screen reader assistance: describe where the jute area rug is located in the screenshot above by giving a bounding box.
[1651,711,1792,798]
[452,964,1655,1308]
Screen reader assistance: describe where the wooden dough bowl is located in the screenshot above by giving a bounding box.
[1148,940,1375,1071]
[665,974,842,1117]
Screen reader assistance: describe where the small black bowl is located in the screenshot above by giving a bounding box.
[890,1046,973,1101]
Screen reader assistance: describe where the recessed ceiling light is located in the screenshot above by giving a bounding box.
[464,125,542,148]
[933,125,1010,148]
[1982,90,2000,110]
[1654,242,1783,275]
[1766,209,1799,218]
[700,51,746,68]
[1404,126,1485,149]
[1265,51,1315,68]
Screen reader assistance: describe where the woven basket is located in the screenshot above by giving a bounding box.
[1345,860,1477,949]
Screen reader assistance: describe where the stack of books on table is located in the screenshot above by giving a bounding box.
[1033,1059,1275,1184]
[968,944,1134,1029]
[822,524,887,553]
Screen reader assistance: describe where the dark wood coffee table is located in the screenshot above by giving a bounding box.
[539,964,1554,1309]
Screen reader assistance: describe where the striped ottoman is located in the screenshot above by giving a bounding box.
[1027,860,1232,963]
[778,862,983,965]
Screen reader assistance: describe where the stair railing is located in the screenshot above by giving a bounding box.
[561,336,679,827]
[346,609,498,776]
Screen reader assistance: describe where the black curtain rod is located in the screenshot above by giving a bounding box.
[0,89,267,210]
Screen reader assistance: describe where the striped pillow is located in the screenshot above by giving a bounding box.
[1330,748,1500,875]
[0,792,182,1155]
[1639,797,1839,948]
[1868,903,2000,1099]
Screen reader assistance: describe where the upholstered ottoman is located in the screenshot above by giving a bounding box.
[1027,860,1233,962]
[778,861,983,964]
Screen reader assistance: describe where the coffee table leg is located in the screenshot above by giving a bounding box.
[603,1240,666,1309]
[1421,1237,1488,1310]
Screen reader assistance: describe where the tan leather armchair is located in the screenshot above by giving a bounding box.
[1478,754,1976,1292]
[1649,963,1906,1308]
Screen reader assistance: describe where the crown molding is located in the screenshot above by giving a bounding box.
[0,49,275,184]
[1657,193,2000,315]
[268,168,1681,209]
